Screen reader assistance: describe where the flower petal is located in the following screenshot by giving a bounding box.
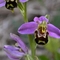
[0,2,5,7]
[49,31,60,39]
[4,45,25,59]
[10,33,28,53]
[34,17,39,22]
[19,0,28,3]
[47,24,60,36]
[18,22,38,34]
[47,24,60,38]
[4,45,19,51]
[39,16,48,23]
[0,0,5,3]
[6,53,19,60]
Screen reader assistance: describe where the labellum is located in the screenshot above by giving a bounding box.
[34,21,49,45]
[5,0,17,11]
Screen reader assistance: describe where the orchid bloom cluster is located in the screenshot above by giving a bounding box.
[1,0,60,60]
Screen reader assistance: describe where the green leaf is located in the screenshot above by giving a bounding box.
[45,37,60,52]
[53,52,60,60]
[38,55,50,60]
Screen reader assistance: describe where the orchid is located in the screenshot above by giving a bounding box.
[0,0,28,11]
[18,16,60,39]
[0,0,28,7]
[4,33,28,60]
[2,0,60,59]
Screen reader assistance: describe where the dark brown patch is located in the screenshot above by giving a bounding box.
[5,0,17,10]
[35,30,49,45]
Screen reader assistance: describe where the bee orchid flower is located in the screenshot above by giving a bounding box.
[18,16,60,39]
[0,0,28,11]
[18,16,60,45]
[4,33,28,60]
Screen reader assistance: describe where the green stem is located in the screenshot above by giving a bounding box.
[23,2,28,22]
[23,2,36,59]
[18,2,36,59]
[28,35,36,59]
[18,2,28,22]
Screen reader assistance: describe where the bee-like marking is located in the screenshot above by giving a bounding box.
[5,0,17,10]
[34,30,49,45]
[15,43,24,52]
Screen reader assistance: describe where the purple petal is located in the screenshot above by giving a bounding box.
[10,33,28,53]
[39,16,48,23]
[47,24,60,38]
[0,2,5,7]
[19,0,28,3]
[49,31,60,39]
[0,0,5,3]
[4,45,19,51]
[34,17,39,22]
[6,53,19,60]
[18,22,38,34]
[4,45,25,59]
[47,24,60,35]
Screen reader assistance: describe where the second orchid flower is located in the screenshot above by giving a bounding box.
[4,33,28,60]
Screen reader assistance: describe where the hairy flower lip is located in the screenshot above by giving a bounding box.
[18,16,60,39]
[0,0,28,7]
